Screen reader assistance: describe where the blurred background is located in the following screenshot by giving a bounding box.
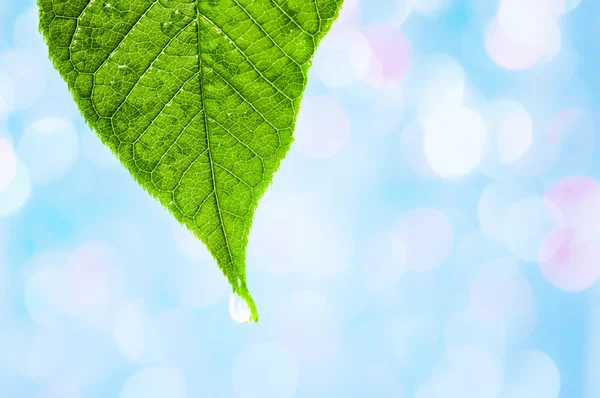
[1,0,599,397]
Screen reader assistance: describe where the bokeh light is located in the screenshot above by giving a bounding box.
[387,314,440,369]
[539,227,600,292]
[415,345,503,398]
[539,177,600,291]
[0,50,46,109]
[81,128,119,169]
[394,208,454,271]
[444,309,507,361]
[18,118,78,184]
[335,0,362,27]
[0,158,30,217]
[63,242,116,321]
[497,384,532,398]
[410,54,466,116]
[294,95,351,158]
[545,176,600,238]
[342,364,405,398]
[362,24,412,88]
[542,107,596,178]
[500,196,556,261]
[278,290,342,362]
[172,257,229,309]
[411,0,454,17]
[169,221,229,308]
[497,0,559,48]
[0,138,17,192]
[453,230,508,278]
[421,105,487,178]
[482,100,533,168]
[398,121,437,178]
[360,230,407,292]
[26,330,65,383]
[114,301,147,362]
[504,350,561,398]
[312,25,371,88]
[249,192,353,279]
[0,1,597,396]
[24,250,70,329]
[563,0,583,12]
[351,83,405,136]
[477,181,556,261]
[485,19,547,71]
[232,342,298,398]
[469,258,535,340]
[13,7,45,50]
[392,0,414,26]
[485,0,564,71]
[0,69,13,121]
[171,222,213,262]
[120,367,186,398]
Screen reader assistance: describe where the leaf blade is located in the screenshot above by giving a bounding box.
[38,0,343,322]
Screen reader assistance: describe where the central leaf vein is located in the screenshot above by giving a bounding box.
[195,1,237,281]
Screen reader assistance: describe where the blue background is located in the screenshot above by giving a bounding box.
[1,0,599,397]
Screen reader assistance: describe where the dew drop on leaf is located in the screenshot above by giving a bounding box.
[229,293,252,324]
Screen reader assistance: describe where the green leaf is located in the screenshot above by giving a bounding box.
[38,0,343,322]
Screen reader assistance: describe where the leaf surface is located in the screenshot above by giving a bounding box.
[38,0,343,321]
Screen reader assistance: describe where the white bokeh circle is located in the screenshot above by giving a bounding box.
[421,106,486,178]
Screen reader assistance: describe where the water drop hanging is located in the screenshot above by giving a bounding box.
[229,293,252,323]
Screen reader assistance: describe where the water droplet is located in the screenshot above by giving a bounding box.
[229,293,251,323]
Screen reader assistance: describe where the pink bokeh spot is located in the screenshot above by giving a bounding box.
[65,250,105,297]
[362,24,412,88]
[545,176,600,236]
[539,227,576,264]
[63,242,116,318]
[545,176,599,210]
[542,177,600,291]
[540,227,600,292]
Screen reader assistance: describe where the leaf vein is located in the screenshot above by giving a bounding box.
[198,13,295,102]
[194,7,237,277]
